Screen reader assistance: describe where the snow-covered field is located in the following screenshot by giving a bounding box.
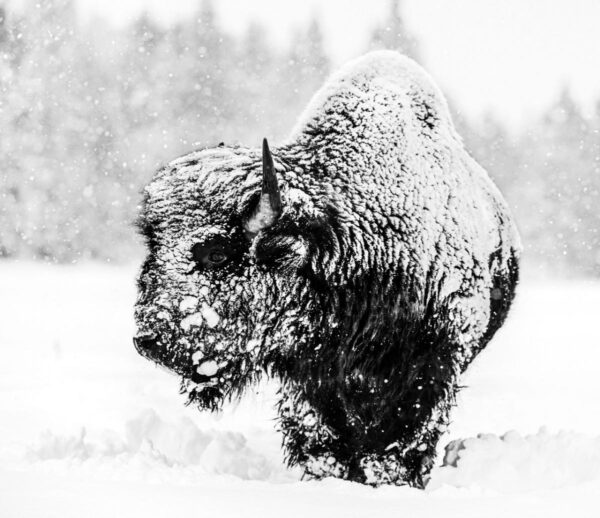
[1,262,599,517]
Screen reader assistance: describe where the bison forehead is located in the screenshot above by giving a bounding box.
[142,146,261,229]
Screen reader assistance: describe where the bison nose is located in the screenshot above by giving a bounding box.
[133,332,157,352]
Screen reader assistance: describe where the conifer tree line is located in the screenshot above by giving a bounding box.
[0,0,598,277]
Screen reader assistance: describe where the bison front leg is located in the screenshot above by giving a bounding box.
[276,362,459,487]
[357,415,443,488]
[276,382,356,480]
[354,369,459,488]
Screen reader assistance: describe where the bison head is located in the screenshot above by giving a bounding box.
[134,139,339,410]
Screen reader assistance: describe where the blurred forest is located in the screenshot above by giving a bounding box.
[0,0,598,277]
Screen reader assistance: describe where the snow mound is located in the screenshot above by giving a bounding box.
[428,429,600,493]
[29,411,600,494]
[27,409,298,483]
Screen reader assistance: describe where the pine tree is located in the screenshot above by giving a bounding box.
[2,0,90,259]
[576,97,600,275]
[0,3,20,257]
[232,21,277,142]
[185,0,236,146]
[370,0,421,61]
[525,87,592,275]
[277,16,330,137]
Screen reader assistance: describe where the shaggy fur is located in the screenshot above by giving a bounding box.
[134,51,521,487]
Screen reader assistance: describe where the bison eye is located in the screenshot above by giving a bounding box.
[208,250,227,264]
[191,242,231,268]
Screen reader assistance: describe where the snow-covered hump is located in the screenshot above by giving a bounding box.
[288,50,520,275]
[289,50,459,147]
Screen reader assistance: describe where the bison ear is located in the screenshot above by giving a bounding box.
[245,138,283,237]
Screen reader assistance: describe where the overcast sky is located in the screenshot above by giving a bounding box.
[64,0,600,127]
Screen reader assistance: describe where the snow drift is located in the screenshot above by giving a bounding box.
[26,410,600,495]
[27,408,296,482]
[431,429,600,492]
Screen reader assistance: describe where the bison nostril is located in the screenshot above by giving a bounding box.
[191,372,214,384]
[134,333,157,351]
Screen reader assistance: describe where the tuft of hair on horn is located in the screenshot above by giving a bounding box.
[245,138,283,236]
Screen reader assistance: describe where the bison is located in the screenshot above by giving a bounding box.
[134,50,521,487]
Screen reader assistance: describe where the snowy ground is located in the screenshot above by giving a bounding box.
[1,262,599,517]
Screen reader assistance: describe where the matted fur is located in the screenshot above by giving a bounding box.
[134,51,521,487]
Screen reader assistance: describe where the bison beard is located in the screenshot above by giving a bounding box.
[133,51,521,488]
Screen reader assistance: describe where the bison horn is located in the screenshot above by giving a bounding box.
[245,138,282,235]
